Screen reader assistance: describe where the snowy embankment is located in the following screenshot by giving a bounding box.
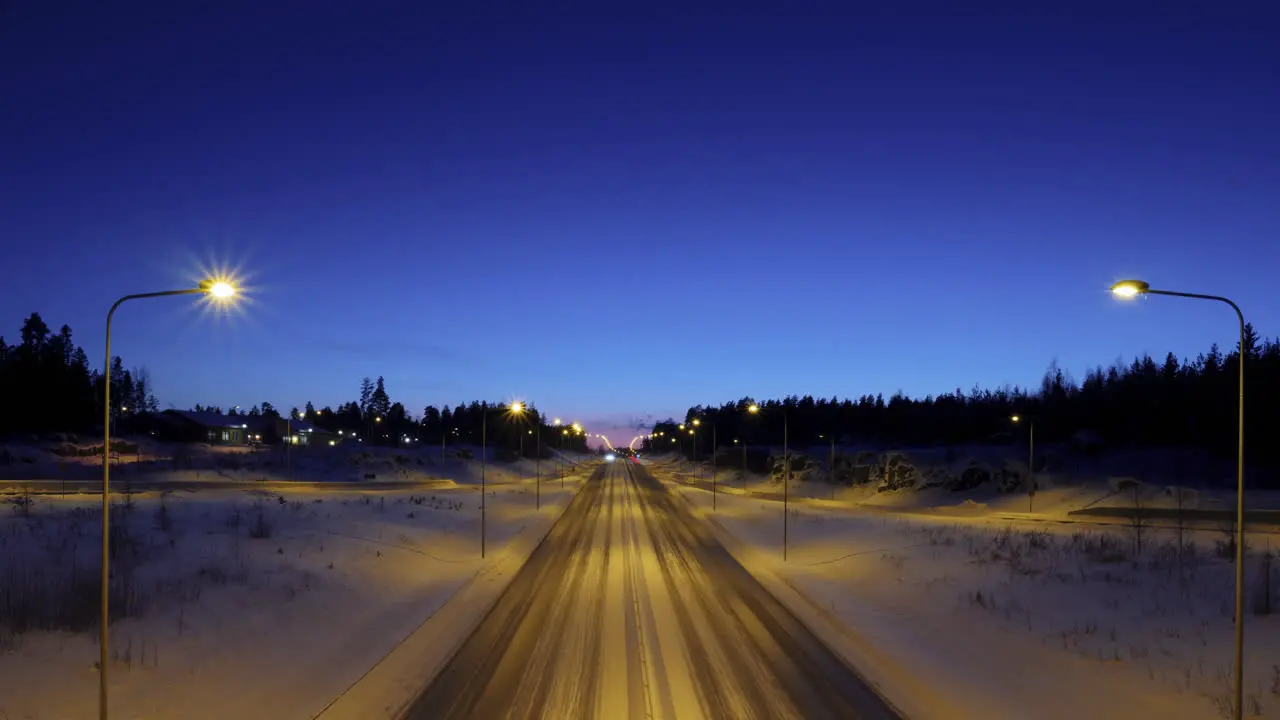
[0,436,592,487]
[0,463,593,720]
[655,462,1280,720]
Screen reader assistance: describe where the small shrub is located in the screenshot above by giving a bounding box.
[248,500,272,539]
[1254,551,1275,616]
[1215,537,1237,561]
[8,489,34,517]
[154,494,172,532]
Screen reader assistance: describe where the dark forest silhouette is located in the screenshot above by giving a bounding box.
[5,311,1276,470]
[0,312,587,456]
[645,326,1279,482]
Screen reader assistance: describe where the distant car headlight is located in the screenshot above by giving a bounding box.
[605,453,616,462]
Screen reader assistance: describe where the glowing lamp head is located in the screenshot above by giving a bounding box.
[200,279,237,299]
[510,402,524,413]
[747,404,760,414]
[553,418,562,426]
[692,419,701,426]
[1110,280,1149,298]
[1011,415,1021,423]
[678,424,685,430]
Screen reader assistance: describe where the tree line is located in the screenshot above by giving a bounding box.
[0,312,156,437]
[646,323,1280,475]
[0,312,589,456]
[193,376,591,456]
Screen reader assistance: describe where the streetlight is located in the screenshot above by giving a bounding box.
[560,428,569,487]
[1010,415,1035,512]
[747,403,791,559]
[691,416,718,508]
[101,277,237,720]
[745,404,760,492]
[1112,278,1247,719]
[509,403,538,509]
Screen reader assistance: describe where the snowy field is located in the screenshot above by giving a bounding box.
[0,464,592,719]
[656,461,1280,720]
[0,436,585,487]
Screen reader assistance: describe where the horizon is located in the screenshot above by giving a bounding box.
[3,2,1277,449]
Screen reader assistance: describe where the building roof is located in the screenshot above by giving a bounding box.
[163,409,257,430]
[161,410,332,435]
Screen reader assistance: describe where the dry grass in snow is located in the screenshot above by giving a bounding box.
[671,477,1280,720]
[0,477,584,720]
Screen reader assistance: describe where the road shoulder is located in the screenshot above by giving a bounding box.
[313,472,593,720]
[653,468,942,720]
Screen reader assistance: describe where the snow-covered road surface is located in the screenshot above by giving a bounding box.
[407,461,898,720]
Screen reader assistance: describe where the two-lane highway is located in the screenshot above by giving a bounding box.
[405,461,899,719]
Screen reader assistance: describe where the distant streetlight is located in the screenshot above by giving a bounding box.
[101,276,237,720]
[560,428,569,487]
[820,433,836,500]
[1112,278,1247,720]
[693,417,718,509]
[746,403,790,560]
[510,403,537,509]
[1010,415,1035,512]
[744,404,761,492]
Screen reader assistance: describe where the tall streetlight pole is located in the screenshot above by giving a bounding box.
[535,425,541,509]
[1112,279,1247,720]
[101,278,237,720]
[1011,415,1035,512]
[481,407,487,558]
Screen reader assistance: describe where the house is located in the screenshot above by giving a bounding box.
[271,417,335,447]
[158,410,255,444]
[153,410,340,446]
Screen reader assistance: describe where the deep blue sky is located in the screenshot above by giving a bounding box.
[3,2,1278,445]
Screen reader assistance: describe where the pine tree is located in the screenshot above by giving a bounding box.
[1241,322,1261,360]
[359,377,374,416]
[19,313,50,354]
[369,376,391,419]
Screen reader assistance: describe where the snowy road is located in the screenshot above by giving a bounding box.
[405,461,898,720]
